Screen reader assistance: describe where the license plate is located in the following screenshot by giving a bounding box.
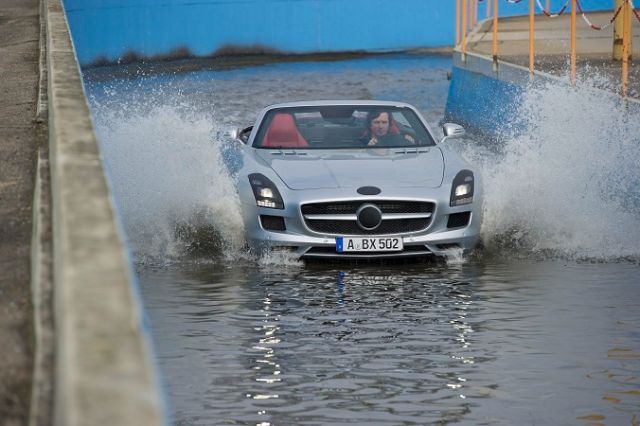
[336,236,403,252]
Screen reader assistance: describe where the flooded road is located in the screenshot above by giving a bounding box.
[140,260,639,425]
[83,54,640,425]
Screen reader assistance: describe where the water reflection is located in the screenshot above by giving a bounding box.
[151,263,490,425]
[139,260,640,425]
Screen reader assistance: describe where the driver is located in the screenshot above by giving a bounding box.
[361,110,415,146]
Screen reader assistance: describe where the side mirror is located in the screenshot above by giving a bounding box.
[237,126,252,144]
[440,123,465,143]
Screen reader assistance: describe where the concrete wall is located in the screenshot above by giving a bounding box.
[444,50,640,135]
[445,56,525,134]
[444,52,529,134]
[45,0,165,424]
[63,0,613,66]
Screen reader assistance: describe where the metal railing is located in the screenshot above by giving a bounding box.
[456,0,637,97]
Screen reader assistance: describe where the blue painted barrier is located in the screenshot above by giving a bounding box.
[63,0,612,66]
[445,65,525,133]
[444,50,640,136]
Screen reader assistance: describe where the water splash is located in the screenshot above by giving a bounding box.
[89,87,246,263]
[442,247,467,265]
[83,56,452,266]
[85,59,640,265]
[257,249,304,269]
[461,78,640,261]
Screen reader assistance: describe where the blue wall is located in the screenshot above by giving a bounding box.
[63,0,613,66]
[445,65,525,133]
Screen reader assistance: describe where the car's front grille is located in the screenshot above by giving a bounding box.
[301,201,432,215]
[301,200,434,235]
[304,218,429,235]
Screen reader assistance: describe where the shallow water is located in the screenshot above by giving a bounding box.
[140,260,639,426]
[83,54,640,425]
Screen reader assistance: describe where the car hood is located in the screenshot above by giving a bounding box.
[256,148,444,190]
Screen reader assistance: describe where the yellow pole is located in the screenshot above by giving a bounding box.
[614,0,624,60]
[456,0,461,46]
[462,0,468,58]
[571,0,577,84]
[622,0,630,97]
[529,0,535,75]
[493,0,499,66]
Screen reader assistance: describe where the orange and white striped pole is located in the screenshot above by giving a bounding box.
[622,0,631,97]
[529,0,535,75]
[570,0,577,84]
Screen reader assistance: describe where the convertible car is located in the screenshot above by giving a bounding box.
[224,100,482,259]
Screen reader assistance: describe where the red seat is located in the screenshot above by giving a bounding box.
[262,113,309,148]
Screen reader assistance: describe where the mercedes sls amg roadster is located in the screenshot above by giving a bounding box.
[223,100,482,259]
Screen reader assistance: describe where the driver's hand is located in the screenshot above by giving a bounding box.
[368,137,378,146]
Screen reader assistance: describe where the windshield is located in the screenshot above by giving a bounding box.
[253,105,436,149]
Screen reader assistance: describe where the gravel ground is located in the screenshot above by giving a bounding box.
[0,0,39,424]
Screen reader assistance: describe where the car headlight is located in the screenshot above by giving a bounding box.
[249,173,284,209]
[450,170,474,206]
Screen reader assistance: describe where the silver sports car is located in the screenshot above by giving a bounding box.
[224,100,482,259]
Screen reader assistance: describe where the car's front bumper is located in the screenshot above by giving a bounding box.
[240,186,482,260]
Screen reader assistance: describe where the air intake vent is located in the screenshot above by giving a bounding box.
[260,215,286,231]
[447,212,471,229]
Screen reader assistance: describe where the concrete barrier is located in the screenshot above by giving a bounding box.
[445,49,640,135]
[445,9,640,134]
[44,0,165,424]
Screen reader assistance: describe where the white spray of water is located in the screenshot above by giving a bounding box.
[86,64,640,265]
[257,249,304,269]
[90,93,245,263]
[462,79,640,260]
[442,248,467,265]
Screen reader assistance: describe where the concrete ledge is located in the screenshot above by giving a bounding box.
[44,0,165,424]
[30,125,54,426]
[30,2,54,424]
